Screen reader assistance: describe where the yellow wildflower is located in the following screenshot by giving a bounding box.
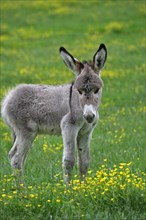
[56,199,61,203]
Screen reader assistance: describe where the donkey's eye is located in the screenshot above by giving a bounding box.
[78,90,83,95]
[94,88,99,94]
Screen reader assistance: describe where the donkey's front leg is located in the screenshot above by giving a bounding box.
[77,130,93,181]
[61,117,79,183]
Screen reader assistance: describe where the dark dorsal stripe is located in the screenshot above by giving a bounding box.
[69,81,75,124]
[69,81,74,109]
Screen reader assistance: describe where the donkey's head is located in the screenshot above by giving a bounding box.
[60,44,107,123]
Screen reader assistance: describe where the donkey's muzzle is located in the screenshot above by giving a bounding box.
[84,114,95,123]
[83,104,96,123]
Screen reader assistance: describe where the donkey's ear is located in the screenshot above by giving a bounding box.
[59,47,84,75]
[93,44,107,74]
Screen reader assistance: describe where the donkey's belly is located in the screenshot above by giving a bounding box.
[36,111,67,136]
[27,117,63,136]
[38,123,62,136]
[27,107,68,136]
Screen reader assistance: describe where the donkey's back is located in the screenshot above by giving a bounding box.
[2,84,71,136]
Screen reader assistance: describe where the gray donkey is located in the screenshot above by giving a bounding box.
[1,44,107,183]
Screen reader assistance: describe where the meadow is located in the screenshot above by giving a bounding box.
[0,1,145,219]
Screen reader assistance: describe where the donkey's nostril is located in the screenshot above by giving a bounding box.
[84,114,95,123]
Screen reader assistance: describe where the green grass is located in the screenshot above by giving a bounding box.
[0,0,145,219]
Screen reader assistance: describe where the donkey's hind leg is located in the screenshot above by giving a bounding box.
[9,130,36,179]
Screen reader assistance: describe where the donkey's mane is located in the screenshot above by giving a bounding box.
[82,60,94,69]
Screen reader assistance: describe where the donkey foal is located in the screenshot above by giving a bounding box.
[1,44,107,183]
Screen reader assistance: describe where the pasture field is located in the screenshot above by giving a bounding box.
[0,1,145,219]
